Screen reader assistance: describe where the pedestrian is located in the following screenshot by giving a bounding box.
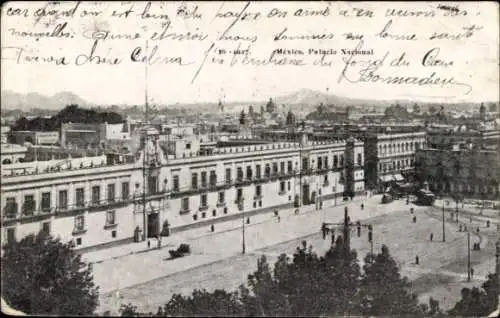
[470,267,474,278]
[157,237,161,249]
[410,207,414,214]
[486,220,490,228]
[147,240,150,249]
[277,216,281,223]
[413,215,417,223]
[476,227,480,233]
[415,255,419,265]
[247,217,250,224]
[331,231,335,246]
[361,203,364,210]
[211,224,215,232]
[430,233,434,241]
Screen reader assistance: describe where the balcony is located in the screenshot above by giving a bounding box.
[253,195,262,200]
[179,208,190,215]
[72,227,87,236]
[104,222,118,230]
[22,202,36,216]
[199,205,209,211]
[2,205,18,220]
[235,178,253,186]
[216,201,226,207]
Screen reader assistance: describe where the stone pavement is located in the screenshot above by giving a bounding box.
[91,195,413,295]
[83,195,367,264]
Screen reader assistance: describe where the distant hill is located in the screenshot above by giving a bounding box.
[2,89,496,117]
[1,90,93,111]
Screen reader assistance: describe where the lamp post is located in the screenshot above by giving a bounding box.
[242,216,246,254]
[467,230,471,282]
[442,200,446,242]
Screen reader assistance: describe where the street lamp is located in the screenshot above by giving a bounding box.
[442,200,446,242]
[242,216,246,254]
[467,230,471,282]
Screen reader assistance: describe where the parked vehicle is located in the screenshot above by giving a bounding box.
[416,189,436,205]
[169,243,191,259]
[382,193,393,204]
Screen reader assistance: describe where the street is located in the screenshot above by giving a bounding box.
[94,196,499,315]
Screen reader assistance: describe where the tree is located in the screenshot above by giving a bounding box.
[358,245,422,316]
[1,232,99,315]
[449,273,499,317]
[245,255,291,316]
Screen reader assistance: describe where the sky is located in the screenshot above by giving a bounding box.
[1,1,499,105]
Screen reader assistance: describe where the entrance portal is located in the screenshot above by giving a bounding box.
[302,184,310,205]
[147,213,159,238]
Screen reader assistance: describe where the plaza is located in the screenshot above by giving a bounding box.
[89,195,499,315]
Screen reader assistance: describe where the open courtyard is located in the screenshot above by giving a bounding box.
[90,195,499,315]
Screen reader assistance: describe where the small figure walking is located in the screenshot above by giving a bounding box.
[413,215,417,223]
[361,203,364,210]
[147,240,151,249]
[476,227,480,234]
[277,215,281,223]
[211,224,215,232]
[247,217,250,224]
[430,233,434,241]
[415,255,419,265]
[410,207,414,214]
[470,267,474,278]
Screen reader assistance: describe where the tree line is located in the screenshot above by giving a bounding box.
[10,105,123,132]
[2,232,498,317]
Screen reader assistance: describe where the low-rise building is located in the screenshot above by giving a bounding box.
[1,143,28,164]
[9,130,60,145]
[415,147,500,199]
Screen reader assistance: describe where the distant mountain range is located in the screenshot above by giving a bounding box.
[1,90,93,111]
[1,89,496,114]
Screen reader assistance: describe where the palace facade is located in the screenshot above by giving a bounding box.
[1,131,364,251]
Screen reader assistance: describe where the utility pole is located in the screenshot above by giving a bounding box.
[343,206,350,254]
[467,231,471,282]
[442,200,446,242]
[142,40,150,242]
[242,216,246,254]
[496,240,499,283]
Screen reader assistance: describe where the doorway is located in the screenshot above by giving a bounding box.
[147,213,159,238]
[302,184,310,205]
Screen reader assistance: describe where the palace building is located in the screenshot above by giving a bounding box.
[1,130,364,251]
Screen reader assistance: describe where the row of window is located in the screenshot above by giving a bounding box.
[174,155,361,192]
[74,210,116,231]
[180,181,297,212]
[4,182,130,217]
[379,159,415,173]
[378,141,424,155]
